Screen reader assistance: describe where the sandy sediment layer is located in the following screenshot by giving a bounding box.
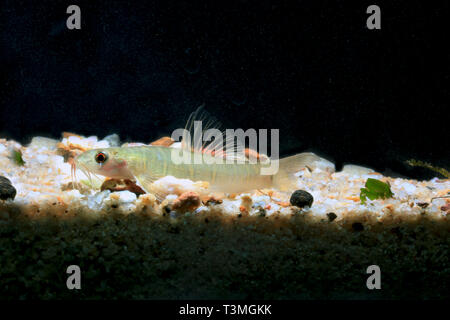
[1,209,449,299]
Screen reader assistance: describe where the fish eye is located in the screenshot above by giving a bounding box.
[95,152,108,164]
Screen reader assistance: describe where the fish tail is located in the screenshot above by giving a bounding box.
[273,153,323,191]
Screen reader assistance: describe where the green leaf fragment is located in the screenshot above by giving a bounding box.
[11,149,25,166]
[360,178,394,204]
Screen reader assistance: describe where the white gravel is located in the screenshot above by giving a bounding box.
[0,135,449,222]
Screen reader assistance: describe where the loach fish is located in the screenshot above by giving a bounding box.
[74,109,322,199]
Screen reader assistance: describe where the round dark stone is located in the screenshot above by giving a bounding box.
[290,190,314,208]
[0,176,12,185]
[0,176,16,201]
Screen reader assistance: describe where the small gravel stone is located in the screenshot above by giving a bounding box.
[117,190,137,203]
[29,137,58,150]
[290,190,314,208]
[342,164,374,175]
[172,191,201,212]
[0,176,16,201]
[327,212,337,222]
[103,134,120,147]
[417,202,429,209]
[352,222,364,232]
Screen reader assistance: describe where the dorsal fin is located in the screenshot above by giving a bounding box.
[181,105,251,162]
[181,105,223,153]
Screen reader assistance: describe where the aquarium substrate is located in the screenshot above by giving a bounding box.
[0,135,449,299]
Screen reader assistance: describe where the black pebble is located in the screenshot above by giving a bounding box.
[0,176,12,184]
[163,205,171,214]
[290,190,314,208]
[0,176,16,201]
[352,222,364,232]
[327,212,337,222]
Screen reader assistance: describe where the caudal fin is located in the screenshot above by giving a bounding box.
[273,153,334,191]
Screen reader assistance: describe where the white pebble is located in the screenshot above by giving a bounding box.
[342,164,374,176]
[36,154,48,164]
[402,183,416,195]
[87,190,111,210]
[116,190,137,203]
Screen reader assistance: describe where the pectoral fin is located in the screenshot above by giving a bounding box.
[133,172,166,202]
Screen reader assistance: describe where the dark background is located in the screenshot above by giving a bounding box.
[0,1,448,179]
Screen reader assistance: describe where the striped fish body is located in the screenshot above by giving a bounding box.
[121,146,273,193]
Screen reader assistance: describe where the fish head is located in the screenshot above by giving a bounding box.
[74,147,134,179]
